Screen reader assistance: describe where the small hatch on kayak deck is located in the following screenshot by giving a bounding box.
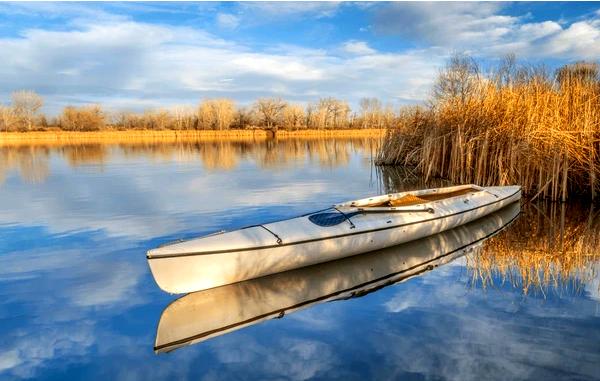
[308,212,349,227]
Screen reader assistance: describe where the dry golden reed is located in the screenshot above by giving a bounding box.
[0,128,384,147]
[377,56,600,202]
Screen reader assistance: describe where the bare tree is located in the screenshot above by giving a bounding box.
[212,99,236,130]
[11,90,43,130]
[255,98,287,129]
[60,105,106,131]
[0,106,18,132]
[232,107,253,129]
[494,53,517,88]
[151,110,171,130]
[171,105,196,130]
[432,53,480,104]
[309,106,328,129]
[359,97,383,128]
[282,104,306,129]
[114,111,138,129]
[305,103,316,128]
[197,101,215,129]
[316,97,350,129]
[197,99,236,130]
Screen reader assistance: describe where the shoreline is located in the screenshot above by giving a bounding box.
[0,128,385,146]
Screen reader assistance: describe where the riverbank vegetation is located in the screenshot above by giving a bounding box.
[377,55,600,202]
[0,93,397,132]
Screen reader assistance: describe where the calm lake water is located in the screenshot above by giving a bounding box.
[0,138,599,380]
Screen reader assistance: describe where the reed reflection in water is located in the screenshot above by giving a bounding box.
[467,202,600,298]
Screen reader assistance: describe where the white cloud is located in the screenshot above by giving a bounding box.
[0,350,20,372]
[19,3,598,113]
[240,2,341,20]
[2,325,96,379]
[342,40,375,55]
[374,2,514,46]
[0,244,144,378]
[216,13,240,29]
[3,3,598,115]
[374,2,600,60]
[0,19,439,113]
[518,21,562,40]
[542,20,600,59]
[231,53,325,81]
[210,336,337,380]
[0,246,147,309]
[0,2,126,23]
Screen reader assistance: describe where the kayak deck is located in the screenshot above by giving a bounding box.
[148,185,517,258]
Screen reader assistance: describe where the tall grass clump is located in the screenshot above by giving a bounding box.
[377,55,600,202]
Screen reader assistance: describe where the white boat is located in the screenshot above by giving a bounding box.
[147,184,521,294]
[154,201,520,353]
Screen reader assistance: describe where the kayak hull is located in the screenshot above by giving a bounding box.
[147,185,521,293]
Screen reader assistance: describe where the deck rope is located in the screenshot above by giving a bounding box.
[259,225,283,245]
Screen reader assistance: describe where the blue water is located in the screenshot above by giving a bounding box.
[0,139,599,380]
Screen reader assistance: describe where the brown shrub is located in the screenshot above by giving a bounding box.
[60,105,106,131]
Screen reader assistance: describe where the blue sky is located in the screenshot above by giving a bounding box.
[0,2,599,114]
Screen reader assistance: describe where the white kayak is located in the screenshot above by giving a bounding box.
[147,184,521,293]
[154,201,520,353]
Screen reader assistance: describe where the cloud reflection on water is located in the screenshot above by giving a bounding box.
[0,139,376,239]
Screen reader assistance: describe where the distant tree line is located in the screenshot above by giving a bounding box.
[0,93,400,132]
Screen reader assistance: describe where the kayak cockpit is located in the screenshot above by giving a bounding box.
[337,185,484,209]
